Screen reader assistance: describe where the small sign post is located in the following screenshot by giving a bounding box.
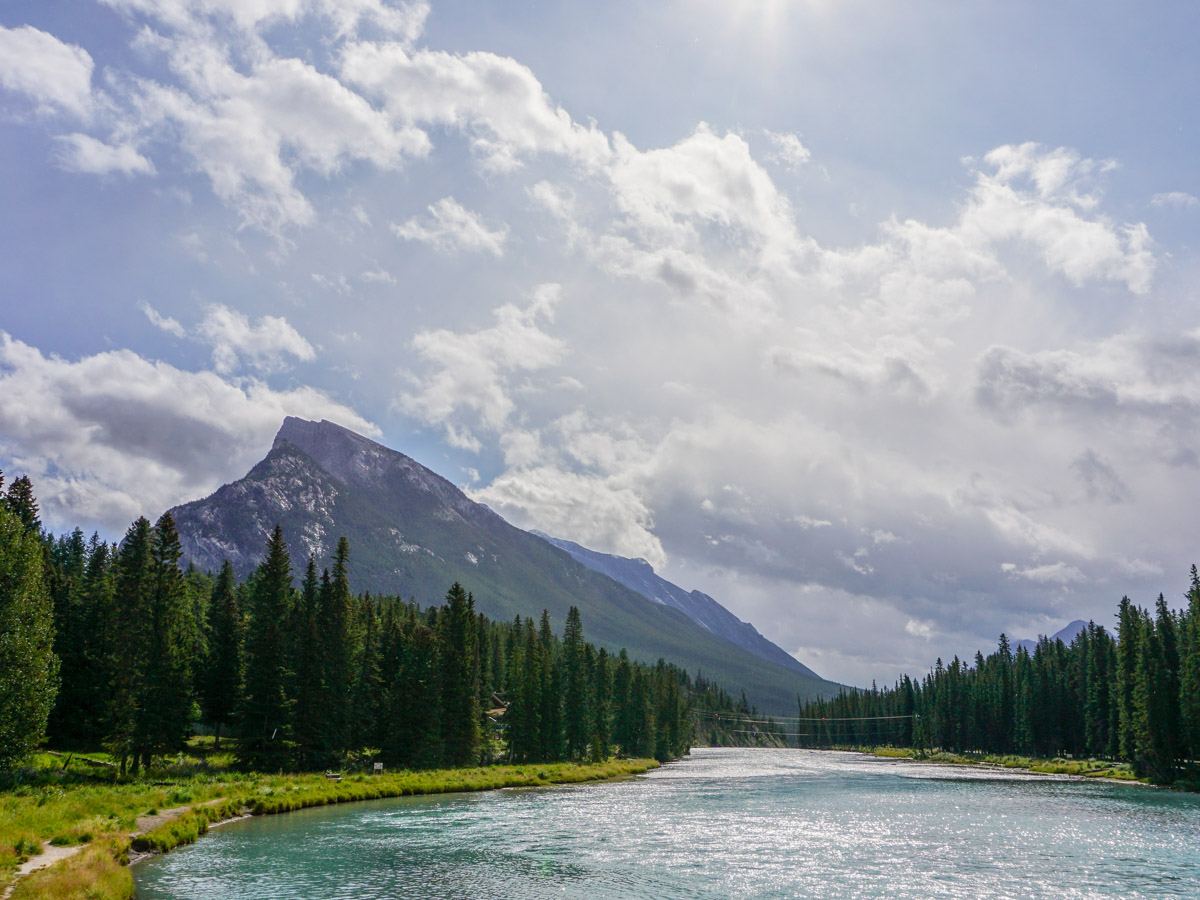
[373,762,384,774]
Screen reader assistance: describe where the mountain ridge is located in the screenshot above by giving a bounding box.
[169,417,841,714]
[534,532,821,680]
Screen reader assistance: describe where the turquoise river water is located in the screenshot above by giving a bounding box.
[133,748,1200,899]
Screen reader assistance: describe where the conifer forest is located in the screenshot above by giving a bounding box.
[0,470,765,775]
[797,588,1200,785]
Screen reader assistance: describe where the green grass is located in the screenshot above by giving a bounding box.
[0,745,659,900]
[867,747,1142,781]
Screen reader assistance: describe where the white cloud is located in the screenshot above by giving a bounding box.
[196,304,316,373]
[0,332,374,532]
[139,301,186,337]
[393,197,508,256]
[765,130,811,169]
[339,41,612,172]
[100,0,430,43]
[56,133,155,176]
[1004,562,1086,585]
[397,285,564,446]
[360,268,397,284]
[962,143,1154,294]
[135,53,430,233]
[472,464,667,568]
[0,24,95,118]
[1151,191,1198,210]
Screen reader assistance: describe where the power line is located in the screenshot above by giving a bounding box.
[697,711,914,724]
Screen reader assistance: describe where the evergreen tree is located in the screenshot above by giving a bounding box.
[1181,567,1200,758]
[562,606,589,759]
[0,501,59,770]
[203,561,242,749]
[4,475,41,534]
[1115,596,1140,760]
[590,646,611,762]
[318,538,354,760]
[239,526,294,769]
[131,512,194,768]
[110,517,154,774]
[438,583,479,766]
[385,622,442,769]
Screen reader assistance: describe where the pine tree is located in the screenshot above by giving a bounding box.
[438,582,479,767]
[590,646,611,761]
[203,561,242,749]
[131,512,194,768]
[318,538,354,760]
[562,606,590,759]
[0,501,59,770]
[4,475,41,534]
[1181,566,1200,759]
[1154,595,1181,767]
[240,526,294,769]
[1115,596,1140,760]
[111,517,154,774]
[386,622,442,769]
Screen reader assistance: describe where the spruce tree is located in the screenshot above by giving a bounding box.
[1181,567,1200,759]
[319,538,354,760]
[203,561,242,749]
[386,622,442,769]
[0,501,59,770]
[1115,596,1140,760]
[132,512,194,767]
[240,526,294,770]
[111,517,154,774]
[562,606,589,759]
[4,475,41,534]
[590,646,611,762]
[438,582,479,766]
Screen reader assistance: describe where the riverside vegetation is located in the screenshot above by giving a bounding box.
[796,586,1200,789]
[0,469,773,897]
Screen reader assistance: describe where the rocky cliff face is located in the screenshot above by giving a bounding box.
[168,417,839,714]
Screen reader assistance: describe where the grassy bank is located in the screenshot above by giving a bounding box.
[2,754,659,900]
[868,747,1142,781]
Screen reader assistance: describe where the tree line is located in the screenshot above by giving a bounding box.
[797,582,1200,784]
[0,470,729,774]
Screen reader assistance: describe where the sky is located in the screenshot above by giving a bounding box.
[2,0,1199,686]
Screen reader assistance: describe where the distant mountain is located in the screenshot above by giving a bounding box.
[170,417,841,714]
[534,533,821,681]
[1013,619,1089,653]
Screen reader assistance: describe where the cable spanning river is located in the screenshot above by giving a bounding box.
[134,748,1200,899]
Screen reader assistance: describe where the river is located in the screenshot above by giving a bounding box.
[134,748,1200,899]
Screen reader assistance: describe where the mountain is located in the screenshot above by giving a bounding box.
[534,533,821,681]
[1013,619,1089,653]
[170,417,841,714]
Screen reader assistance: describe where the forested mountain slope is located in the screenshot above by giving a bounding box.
[170,417,840,713]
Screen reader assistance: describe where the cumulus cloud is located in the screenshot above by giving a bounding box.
[340,41,611,172]
[397,285,565,448]
[393,197,508,256]
[139,301,316,373]
[56,133,155,176]
[101,0,430,43]
[0,24,95,118]
[961,143,1154,293]
[0,332,374,532]
[196,304,316,373]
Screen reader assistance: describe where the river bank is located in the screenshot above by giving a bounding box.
[2,757,659,900]
[866,746,1153,784]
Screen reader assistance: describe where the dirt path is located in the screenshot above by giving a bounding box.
[1,797,239,899]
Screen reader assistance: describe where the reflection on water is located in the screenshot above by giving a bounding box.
[135,748,1200,899]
